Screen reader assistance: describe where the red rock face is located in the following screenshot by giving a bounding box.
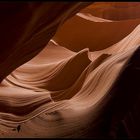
[0,2,140,138]
[81,2,140,20]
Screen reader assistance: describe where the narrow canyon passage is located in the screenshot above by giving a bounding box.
[0,2,140,138]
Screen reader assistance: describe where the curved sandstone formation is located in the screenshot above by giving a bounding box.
[0,2,140,138]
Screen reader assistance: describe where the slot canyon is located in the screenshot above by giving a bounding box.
[0,2,140,138]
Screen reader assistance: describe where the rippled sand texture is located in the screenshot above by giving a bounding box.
[0,2,140,138]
